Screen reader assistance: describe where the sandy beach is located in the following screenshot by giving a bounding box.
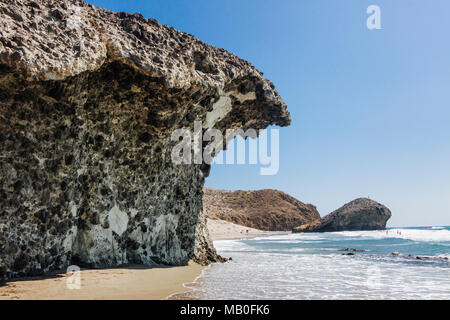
[0,219,287,300]
[207,218,289,241]
[0,262,203,300]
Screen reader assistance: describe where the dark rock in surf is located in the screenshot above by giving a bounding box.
[339,248,366,252]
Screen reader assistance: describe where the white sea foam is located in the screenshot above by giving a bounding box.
[193,251,450,300]
[199,228,450,299]
[217,228,450,248]
[213,240,251,253]
[251,234,324,241]
[333,228,450,242]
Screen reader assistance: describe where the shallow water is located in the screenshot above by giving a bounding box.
[187,226,450,299]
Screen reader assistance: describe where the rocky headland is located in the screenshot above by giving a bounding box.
[293,198,392,233]
[203,188,320,231]
[0,0,290,278]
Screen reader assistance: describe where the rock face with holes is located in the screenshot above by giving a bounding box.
[0,0,290,278]
[293,198,391,233]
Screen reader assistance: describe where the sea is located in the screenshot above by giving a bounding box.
[183,226,450,299]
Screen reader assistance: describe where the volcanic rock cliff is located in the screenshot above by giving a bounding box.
[0,0,290,278]
[204,188,320,231]
[293,198,391,233]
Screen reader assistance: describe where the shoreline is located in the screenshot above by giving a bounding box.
[165,264,212,300]
[168,221,291,299]
[165,220,292,300]
[187,226,450,300]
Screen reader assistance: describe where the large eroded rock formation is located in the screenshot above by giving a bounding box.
[293,198,391,233]
[204,188,320,231]
[0,0,290,278]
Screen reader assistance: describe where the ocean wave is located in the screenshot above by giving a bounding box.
[197,251,450,299]
[335,228,450,242]
[225,228,450,244]
[250,234,324,241]
[213,240,252,252]
[203,228,450,300]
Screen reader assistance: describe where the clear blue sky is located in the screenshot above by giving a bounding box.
[87,0,450,227]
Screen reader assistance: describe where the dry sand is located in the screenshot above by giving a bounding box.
[0,219,287,300]
[207,218,289,240]
[0,261,203,300]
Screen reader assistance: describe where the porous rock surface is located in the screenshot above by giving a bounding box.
[0,0,290,278]
[204,188,320,231]
[293,198,392,233]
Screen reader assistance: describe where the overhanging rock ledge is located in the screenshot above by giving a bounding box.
[0,0,290,278]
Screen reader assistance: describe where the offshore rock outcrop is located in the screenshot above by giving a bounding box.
[0,0,290,278]
[204,188,320,231]
[293,198,391,233]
